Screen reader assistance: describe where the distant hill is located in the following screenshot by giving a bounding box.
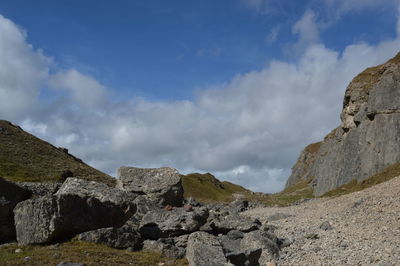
[0,120,114,186]
[181,173,250,203]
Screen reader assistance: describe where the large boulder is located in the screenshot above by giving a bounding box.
[78,221,141,249]
[117,167,184,206]
[240,230,280,265]
[186,232,232,266]
[17,182,61,197]
[142,238,186,259]
[0,178,31,243]
[210,214,261,234]
[139,207,209,239]
[14,178,137,245]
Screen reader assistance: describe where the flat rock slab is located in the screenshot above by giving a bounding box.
[210,214,261,234]
[140,207,209,239]
[78,221,141,249]
[117,167,184,206]
[186,232,232,266]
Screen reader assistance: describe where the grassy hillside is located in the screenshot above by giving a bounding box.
[0,120,114,186]
[181,173,250,203]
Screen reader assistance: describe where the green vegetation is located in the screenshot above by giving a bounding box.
[0,120,115,186]
[182,172,316,207]
[182,173,249,203]
[247,177,315,207]
[322,161,400,197]
[0,241,188,266]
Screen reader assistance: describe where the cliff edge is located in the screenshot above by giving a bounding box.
[287,52,400,196]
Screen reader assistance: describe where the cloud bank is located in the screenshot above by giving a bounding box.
[1,10,400,192]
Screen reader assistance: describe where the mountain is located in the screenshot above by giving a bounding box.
[0,120,114,186]
[287,52,400,196]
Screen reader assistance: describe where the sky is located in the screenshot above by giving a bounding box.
[1,0,400,192]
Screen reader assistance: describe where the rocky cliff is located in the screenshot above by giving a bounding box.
[287,52,400,196]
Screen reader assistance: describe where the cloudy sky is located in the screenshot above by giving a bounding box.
[1,0,400,192]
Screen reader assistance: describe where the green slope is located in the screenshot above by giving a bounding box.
[0,120,114,186]
[182,173,250,203]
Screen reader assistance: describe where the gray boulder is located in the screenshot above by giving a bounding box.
[78,221,141,249]
[143,238,185,259]
[0,178,31,243]
[210,214,261,234]
[14,178,137,245]
[240,230,280,265]
[117,167,184,206]
[219,230,262,266]
[139,207,209,239]
[186,231,232,266]
[17,182,61,197]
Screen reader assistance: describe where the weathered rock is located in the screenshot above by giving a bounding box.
[210,214,261,234]
[0,178,31,243]
[117,167,184,206]
[78,221,141,249]
[57,262,86,266]
[142,239,185,259]
[240,230,280,265]
[14,178,137,245]
[131,195,159,222]
[17,182,61,197]
[267,213,292,222]
[319,221,333,231]
[186,232,232,266]
[287,53,400,195]
[57,178,138,208]
[229,199,250,213]
[139,207,209,239]
[225,248,262,266]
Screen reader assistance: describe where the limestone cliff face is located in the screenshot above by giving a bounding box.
[286,53,400,196]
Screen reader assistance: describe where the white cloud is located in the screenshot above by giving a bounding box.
[290,10,320,55]
[0,15,50,121]
[2,12,400,192]
[48,69,107,108]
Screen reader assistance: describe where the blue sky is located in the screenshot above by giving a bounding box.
[1,0,400,192]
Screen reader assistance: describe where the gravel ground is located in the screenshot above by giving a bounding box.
[244,177,400,265]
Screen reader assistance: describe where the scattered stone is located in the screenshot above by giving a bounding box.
[184,205,193,212]
[186,231,232,266]
[78,221,141,249]
[184,197,202,207]
[14,248,23,253]
[226,248,262,266]
[57,262,86,266]
[17,182,61,197]
[24,256,31,262]
[140,207,209,239]
[305,233,319,240]
[143,239,185,259]
[267,213,292,222]
[229,199,249,213]
[117,167,184,207]
[319,221,333,231]
[240,230,280,265]
[210,214,261,234]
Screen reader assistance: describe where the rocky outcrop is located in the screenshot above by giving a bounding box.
[78,221,141,249]
[139,207,209,239]
[287,52,400,196]
[14,178,136,245]
[186,231,232,266]
[0,178,31,243]
[117,167,184,206]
